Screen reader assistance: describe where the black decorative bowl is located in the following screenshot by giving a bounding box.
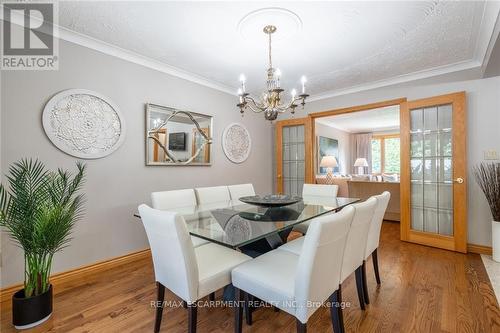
[239,194,302,207]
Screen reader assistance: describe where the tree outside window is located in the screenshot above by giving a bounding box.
[371,139,381,173]
[384,137,400,173]
[371,135,400,174]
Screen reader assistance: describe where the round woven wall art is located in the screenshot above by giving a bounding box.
[222,122,251,163]
[42,89,126,159]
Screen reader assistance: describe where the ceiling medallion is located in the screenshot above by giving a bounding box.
[237,24,309,121]
[237,7,302,41]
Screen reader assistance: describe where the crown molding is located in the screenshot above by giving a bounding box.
[5,9,237,96]
[55,26,237,96]
[307,60,481,102]
[479,0,500,74]
[4,3,499,101]
[315,118,354,133]
[309,3,500,102]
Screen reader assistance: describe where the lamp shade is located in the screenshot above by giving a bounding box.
[354,158,368,167]
[320,156,338,168]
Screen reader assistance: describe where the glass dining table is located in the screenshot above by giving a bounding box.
[134,196,360,253]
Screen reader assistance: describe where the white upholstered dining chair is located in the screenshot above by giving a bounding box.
[151,189,196,210]
[361,191,391,304]
[195,185,231,204]
[227,183,255,202]
[302,183,339,197]
[293,184,339,234]
[280,197,377,318]
[139,205,251,333]
[232,205,355,333]
[339,197,377,310]
[150,189,208,248]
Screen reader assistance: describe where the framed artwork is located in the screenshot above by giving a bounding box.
[317,136,339,174]
[145,103,213,166]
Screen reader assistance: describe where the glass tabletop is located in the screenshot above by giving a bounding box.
[135,196,359,249]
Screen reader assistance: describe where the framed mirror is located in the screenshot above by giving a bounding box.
[146,103,213,166]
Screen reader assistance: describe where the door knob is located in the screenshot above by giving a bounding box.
[454,177,464,184]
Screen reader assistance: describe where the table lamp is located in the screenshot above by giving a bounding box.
[354,158,369,175]
[320,156,338,182]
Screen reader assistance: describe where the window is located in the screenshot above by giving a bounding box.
[371,135,400,174]
[384,137,400,173]
[371,139,381,173]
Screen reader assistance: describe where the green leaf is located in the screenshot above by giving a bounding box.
[0,159,86,296]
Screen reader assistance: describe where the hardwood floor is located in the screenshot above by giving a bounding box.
[1,222,499,332]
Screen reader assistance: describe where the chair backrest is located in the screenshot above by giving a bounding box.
[195,186,230,204]
[151,189,197,210]
[138,204,198,302]
[365,191,391,258]
[302,184,339,198]
[294,206,355,323]
[340,197,377,282]
[228,183,255,202]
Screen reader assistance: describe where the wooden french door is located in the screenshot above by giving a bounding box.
[275,117,313,195]
[400,92,467,252]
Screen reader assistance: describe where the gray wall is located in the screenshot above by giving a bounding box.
[304,76,500,247]
[1,40,273,287]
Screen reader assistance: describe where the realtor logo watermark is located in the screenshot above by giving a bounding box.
[1,1,59,70]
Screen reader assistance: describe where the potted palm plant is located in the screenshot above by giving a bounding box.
[0,159,85,329]
[473,162,500,262]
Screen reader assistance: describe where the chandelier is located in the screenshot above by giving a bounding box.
[237,25,309,121]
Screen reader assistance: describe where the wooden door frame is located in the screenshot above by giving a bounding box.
[277,94,467,253]
[401,91,467,253]
[275,117,314,193]
[309,97,407,179]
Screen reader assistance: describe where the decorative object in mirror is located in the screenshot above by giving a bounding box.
[317,136,340,174]
[146,104,213,166]
[222,123,251,164]
[42,89,125,159]
[320,156,338,183]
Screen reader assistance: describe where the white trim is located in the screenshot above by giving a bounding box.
[479,1,500,74]
[316,118,354,134]
[308,60,481,102]
[316,118,399,134]
[309,4,500,102]
[56,25,237,95]
[5,9,236,96]
[4,4,500,101]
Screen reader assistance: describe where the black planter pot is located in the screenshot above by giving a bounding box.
[12,284,53,329]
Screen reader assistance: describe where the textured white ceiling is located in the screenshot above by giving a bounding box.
[316,105,400,133]
[57,1,497,98]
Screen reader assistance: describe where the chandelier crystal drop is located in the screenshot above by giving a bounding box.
[237,25,309,121]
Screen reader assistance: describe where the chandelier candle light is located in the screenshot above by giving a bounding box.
[237,25,309,121]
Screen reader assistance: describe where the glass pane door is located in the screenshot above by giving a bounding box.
[410,104,453,235]
[282,125,305,196]
[402,92,466,253]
